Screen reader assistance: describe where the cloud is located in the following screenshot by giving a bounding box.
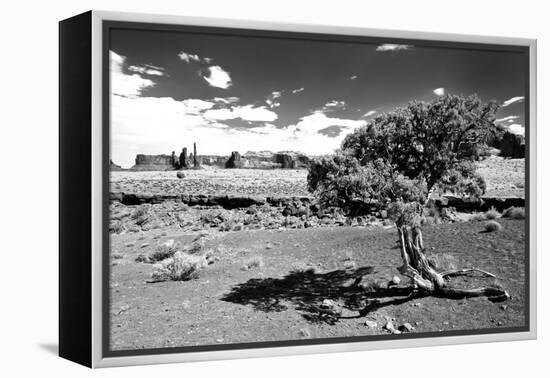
[180,99,215,114]
[362,110,377,118]
[350,75,358,80]
[234,105,278,122]
[203,108,236,121]
[292,87,305,94]
[376,44,413,52]
[111,92,365,167]
[213,97,240,104]
[202,65,232,89]
[298,112,365,133]
[128,64,165,76]
[502,96,525,107]
[321,100,347,112]
[178,51,201,63]
[433,87,445,96]
[203,105,278,122]
[110,51,155,97]
[508,124,525,136]
[266,90,283,108]
[496,115,520,123]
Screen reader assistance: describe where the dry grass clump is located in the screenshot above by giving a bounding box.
[110,220,124,234]
[484,206,500,220]
[131,206,150,226]
[470,212,486,221]
[484,220,503,232]
[149,239,180,262]
[151,251,208,282]
[242,256,264,270]
[502,206,525,219]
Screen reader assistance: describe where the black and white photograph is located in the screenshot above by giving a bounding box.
[107,23,529,354]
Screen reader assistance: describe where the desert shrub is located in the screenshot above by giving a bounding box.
[151,251,208,281]
[502,206,525,219]
[131,206,148,219]
[110,221,124,234]
[470,212,486,221]
[421,216,437,225]
[242,256,264,270]
[150,240,180,262]
[484,206,500,220]
[484,220,503,232]
[186,240,204,254]
[131,206,150,226]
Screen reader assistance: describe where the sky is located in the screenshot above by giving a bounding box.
[110,28,528,168]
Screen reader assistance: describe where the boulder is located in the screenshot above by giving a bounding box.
[176,171,185,179]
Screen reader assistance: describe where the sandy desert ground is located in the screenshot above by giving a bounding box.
[108,156,527,351]
[109,219,526,350]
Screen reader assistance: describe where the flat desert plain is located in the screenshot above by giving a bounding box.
[108,157,526,351]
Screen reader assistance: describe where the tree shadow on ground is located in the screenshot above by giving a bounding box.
[221,266,421,324]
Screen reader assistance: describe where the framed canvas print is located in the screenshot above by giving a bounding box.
[59,10,537,368]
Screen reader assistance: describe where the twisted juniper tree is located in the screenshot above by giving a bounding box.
[308,94,509,300]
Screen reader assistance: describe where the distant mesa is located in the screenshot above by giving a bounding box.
[130,154,175,171]
[123,146,314,172]
[490,131,525,158]
[110,160,124,171]
[225,151,243,168]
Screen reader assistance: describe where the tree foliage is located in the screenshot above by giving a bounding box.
[308,94,499,220]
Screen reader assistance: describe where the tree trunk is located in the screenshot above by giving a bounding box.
[396,225,509,301]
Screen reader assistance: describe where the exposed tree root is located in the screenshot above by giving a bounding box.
[396,225,509,302]
[440,267,497,279]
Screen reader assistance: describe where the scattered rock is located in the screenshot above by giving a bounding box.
[320,299,337,310]
[388,275,401,287]
[365,320,378,328]
[176,171,185,179]
[383,320,395,332]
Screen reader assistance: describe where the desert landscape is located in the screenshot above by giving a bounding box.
[107,29,528,353]
[109,155,526,351]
